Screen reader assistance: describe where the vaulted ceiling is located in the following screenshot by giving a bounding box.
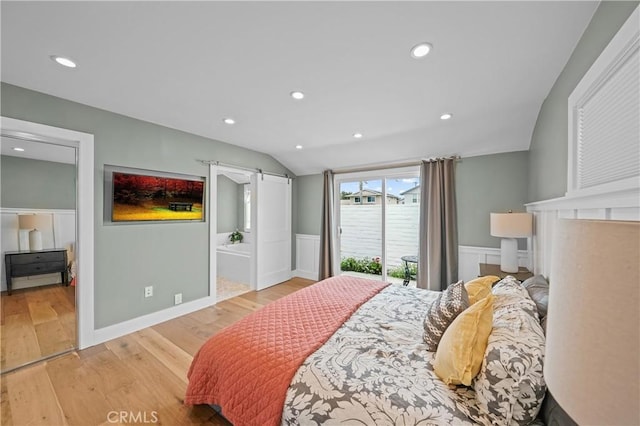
[1,1,598,175]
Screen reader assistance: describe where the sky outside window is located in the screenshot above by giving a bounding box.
[340,177,419,196]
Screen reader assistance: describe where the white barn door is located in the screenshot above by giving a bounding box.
[256,174,292,290]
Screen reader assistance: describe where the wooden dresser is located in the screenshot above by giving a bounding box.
[4,249,68,295]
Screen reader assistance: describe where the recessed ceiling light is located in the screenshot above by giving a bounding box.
[440,113,453,120]
[50,55,77,68]
[410,42,433,59]
[295,145,303,150]
[353,133,363,139]
[290,91,305,100]
[223,118,235,125]
[13,147,25,152]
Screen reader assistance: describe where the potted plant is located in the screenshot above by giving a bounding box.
[229,229,243,244]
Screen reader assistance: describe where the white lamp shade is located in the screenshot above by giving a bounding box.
[490,212,533,237]
[18,214,38,230]
[546,219,639,425]
[17,214,48,251]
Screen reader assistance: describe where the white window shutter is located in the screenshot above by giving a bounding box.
[568,7,640,197]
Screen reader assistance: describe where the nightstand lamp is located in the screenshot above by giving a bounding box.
[490,212,532,273]
[18,214,43,251]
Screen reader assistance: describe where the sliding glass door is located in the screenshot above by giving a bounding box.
[385,175,420,285]
[338,179,383,281]
[335,167,420,285]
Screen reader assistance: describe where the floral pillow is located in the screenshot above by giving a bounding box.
[491,276,539,319]
[473,276,546,425]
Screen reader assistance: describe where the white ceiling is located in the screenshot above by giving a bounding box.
[1,136,76,164]
[1,1,598,176]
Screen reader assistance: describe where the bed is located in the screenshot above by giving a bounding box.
[185,275,546,425]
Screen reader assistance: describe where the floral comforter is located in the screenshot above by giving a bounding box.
[282,285,489,426]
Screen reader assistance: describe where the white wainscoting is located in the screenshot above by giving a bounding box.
[526,187,640,279]
[458,245,530,283]
[293,233,529,284]
[294,234,320,280]
[1,208,76,292]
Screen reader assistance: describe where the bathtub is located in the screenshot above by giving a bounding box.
[217,242,252,255]
[217,243,252,286]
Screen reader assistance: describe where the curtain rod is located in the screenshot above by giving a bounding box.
[197,160,293,180]
[332,155,461,175]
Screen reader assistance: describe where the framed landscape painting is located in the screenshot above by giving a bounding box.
[104,165,205,223]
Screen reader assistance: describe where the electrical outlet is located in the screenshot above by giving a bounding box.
[174,293,182,305]
[144,286,153,298]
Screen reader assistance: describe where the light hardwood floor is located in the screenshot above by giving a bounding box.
[0,277,314,426]
[1,284,76,372]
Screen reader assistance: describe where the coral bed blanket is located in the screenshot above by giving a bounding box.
[185,276,388,426]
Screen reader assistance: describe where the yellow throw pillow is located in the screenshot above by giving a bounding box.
[434,294,494,386]
[465,275,500,305]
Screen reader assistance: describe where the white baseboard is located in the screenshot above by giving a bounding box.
[293,269,318,281]
[92,295,216,347]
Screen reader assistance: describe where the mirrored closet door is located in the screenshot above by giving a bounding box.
[0,136,78,373]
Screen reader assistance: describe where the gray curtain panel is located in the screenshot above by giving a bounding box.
[418,159,458,290]
[319,170,335,280]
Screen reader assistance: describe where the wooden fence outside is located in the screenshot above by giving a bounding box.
[340,204,419,269]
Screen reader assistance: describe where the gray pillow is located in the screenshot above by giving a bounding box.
[423,280,469,351]
[522,275,550,318]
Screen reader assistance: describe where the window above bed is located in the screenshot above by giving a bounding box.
[567,7,639,198]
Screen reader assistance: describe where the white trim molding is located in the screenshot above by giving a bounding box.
[209,164,218,302]
[1,116,95,350]
[93,296,215,346]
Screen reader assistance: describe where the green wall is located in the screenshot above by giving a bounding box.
[0,83,293,328]
[215,175,249,234]
[296,174,324,235]
[527,1,638,202]
[456,151,529,249]
[237,183,246,232]
[1,155,76,209]
[295,151,530,249]
[216,175,239,233]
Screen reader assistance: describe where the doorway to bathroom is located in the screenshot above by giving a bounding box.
[208,162,292,303]
[213,166,255,301]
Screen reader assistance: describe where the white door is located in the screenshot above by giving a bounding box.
[256,174,292,290]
